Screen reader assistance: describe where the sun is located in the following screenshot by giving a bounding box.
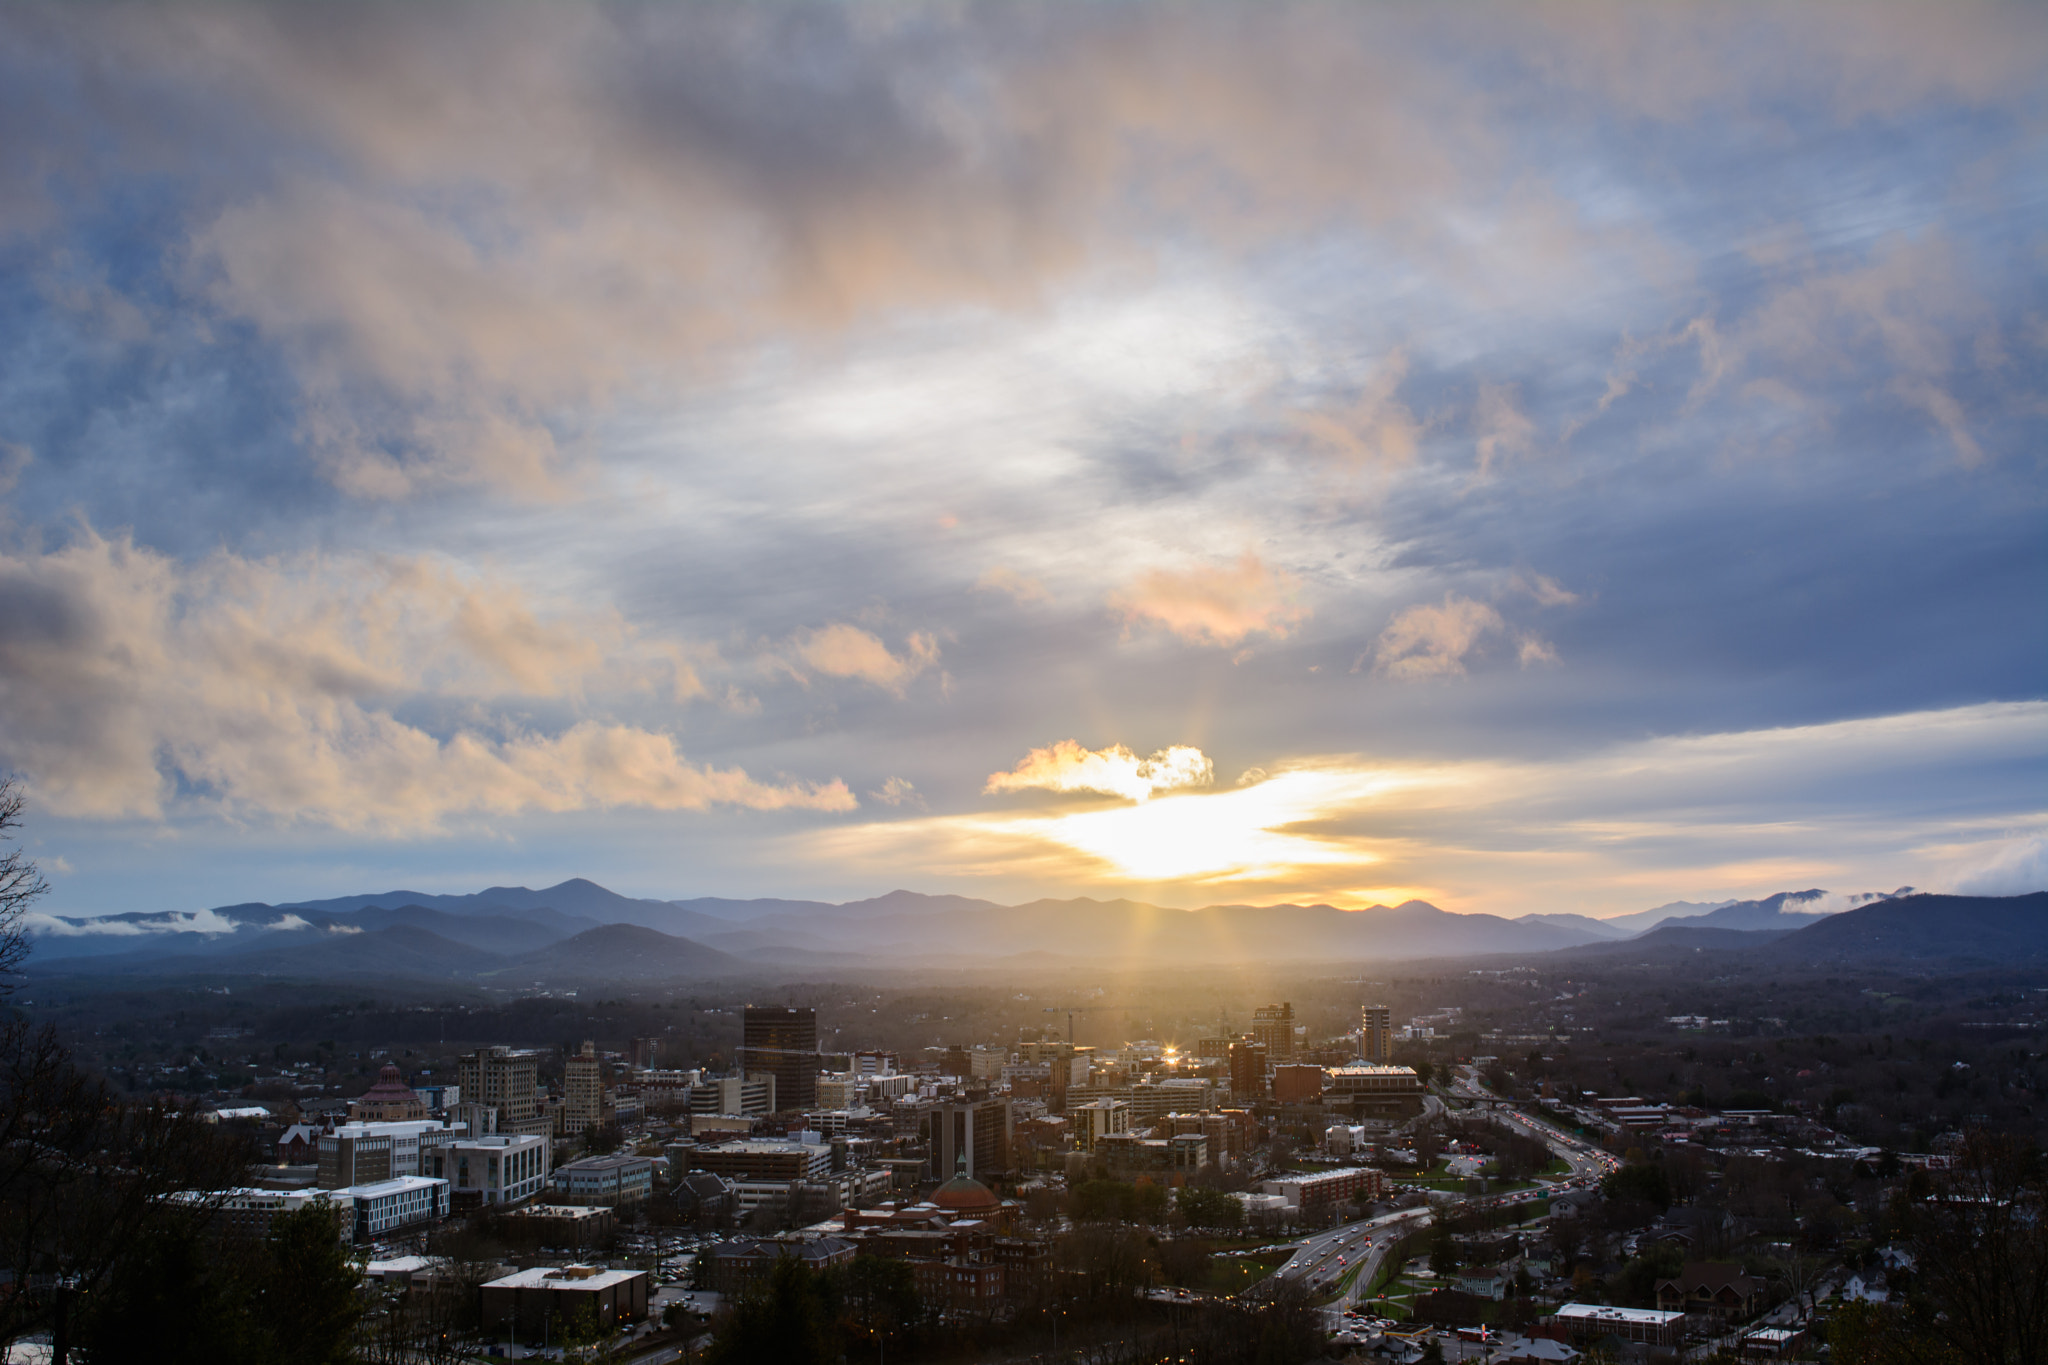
[1012,767,1413,886]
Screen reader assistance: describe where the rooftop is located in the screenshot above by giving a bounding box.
[348,1176,447,1199]
[328,1120,458,1139]
[1554,1303,1685,1326]
[214,1106,271,1120]
[1327,1065,1421,1076]
[484,1264,646,1292]
[356,1063,424,1109]
[931,1172,1000,1214]
[365,1256,435,1275]
[705,1236,853,1264]
[557,1153,655,1172]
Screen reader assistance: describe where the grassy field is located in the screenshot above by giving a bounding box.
[1366,1264,1443,1320]
[1207,1249,1293,1296]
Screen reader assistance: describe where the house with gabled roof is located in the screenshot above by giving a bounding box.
[1654,1260,1763,1320]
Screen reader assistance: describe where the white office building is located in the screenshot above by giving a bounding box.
[429,1133,551,1206]
[350,1176,451,1240]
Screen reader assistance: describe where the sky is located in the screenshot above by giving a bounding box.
[0,4,2043,922]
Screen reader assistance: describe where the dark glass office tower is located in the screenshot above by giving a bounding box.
[739,1005,820,1113]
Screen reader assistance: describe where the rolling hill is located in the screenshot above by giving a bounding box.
[1770,891,2048,963]
[504,924,746,981]
[26,880,2043,985]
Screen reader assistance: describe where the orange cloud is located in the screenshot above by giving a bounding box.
[0,525,845,829]
[1291,351,1422,469]
[985,740,1214,803]
[1373,594,1506,680]
[1112,552,1308,648]
[793,624,940,694]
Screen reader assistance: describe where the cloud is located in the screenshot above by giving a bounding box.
[870,777,925,809]
[1489,4,2048,124]
[23,908,371,937]
[1890,376,1985,467]
[0,8,1499,496]
[1505,572,1579,608]
[0,442,30,496]
[1704,236,1994,463]
[1947,836,2048,897]
[0,5,2040,919]
[472,722,855,819]
[0,525,852,829]
[1291,351,1422,470]
[1373,595,1505,680]
[985,740,1215,804]
[974,566,1049,605]
[1,5,2039,502]
[1474,382,1537,474]
[24,908,246,938]
[1112,552,1308,648]
[809,702,2048,911]
[1562,319,1728,439]
[443,576,614,698]
[793,624,939,694]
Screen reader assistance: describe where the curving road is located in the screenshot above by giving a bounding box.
[1261,1068,1625,1349]
[1267,1205,1434,1302]
[1447,1065,1620,1192]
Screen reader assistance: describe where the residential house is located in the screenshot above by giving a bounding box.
[1654,1261,1764,1321]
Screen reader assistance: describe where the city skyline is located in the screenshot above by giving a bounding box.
[0,6,2042,921]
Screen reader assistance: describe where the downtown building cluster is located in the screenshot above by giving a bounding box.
[179,997,1426,1327]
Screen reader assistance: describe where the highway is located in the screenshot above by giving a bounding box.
[1262,1068,1627,1353]
[1145,1073,1629,1357]
[1268,1205,1434,1300]
[1446,1066,1620,1192]
[1272,1069,1619,1295]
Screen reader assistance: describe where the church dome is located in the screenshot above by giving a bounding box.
[355,1063,425,1113]
[931,1172,1000,1216]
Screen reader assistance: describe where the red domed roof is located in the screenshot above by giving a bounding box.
[931,1172,999,1216]
[357,1063,421,1106]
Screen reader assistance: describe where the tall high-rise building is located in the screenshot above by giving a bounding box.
[629,1036,661,1069]
[739,1005,820,1113]
[564,1040,604,1136]
[1228,1041,1268,1100]
[1251,1003,1295,1061]
[1361,1004,1393,1063]
[457,1046,541,1126]
[929,1098,1013,1180]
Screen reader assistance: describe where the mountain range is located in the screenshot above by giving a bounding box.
[19,879,2037,985]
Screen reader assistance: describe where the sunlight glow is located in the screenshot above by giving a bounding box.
[999,767,1421,884]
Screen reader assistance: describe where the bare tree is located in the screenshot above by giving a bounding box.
[0,776,50,988]
[1911,1132,2047,1365]
[0,1022,248,1346]
[1778,1248,1829,1321]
